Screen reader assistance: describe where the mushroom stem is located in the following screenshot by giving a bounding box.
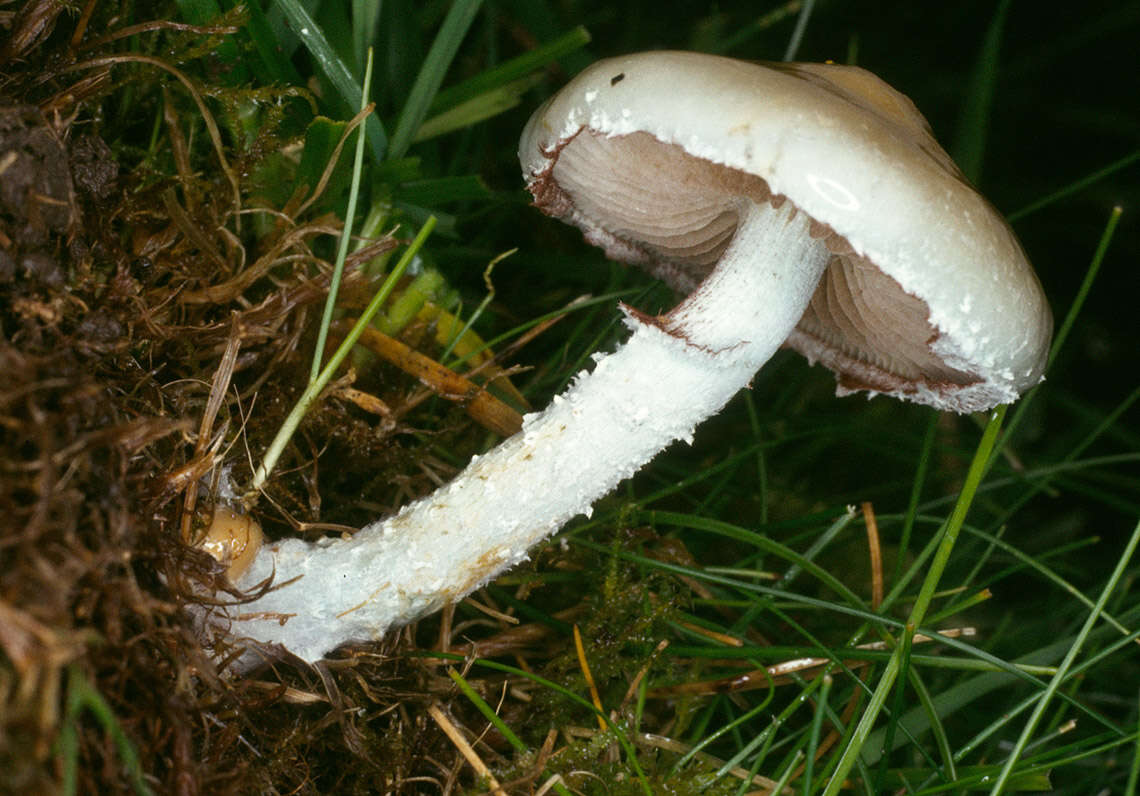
[217,199,830,665]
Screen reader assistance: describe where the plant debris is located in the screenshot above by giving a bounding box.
[0,6,685,793]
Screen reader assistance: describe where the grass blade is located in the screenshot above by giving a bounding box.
[1044,205,1122,372]
[1008,149,1139,222]
[430,25,591,111]
[351,0,381,74]
[447,667,575,796]
[273,0,388,160]
[244,0,302,83]
[953,0,1012,183]
[988,517,1140,794]
[248,218,437,495]
[387,0,484,160]
[822,407,1007,796]
[311,49,374,382]
[997,205,1123,460]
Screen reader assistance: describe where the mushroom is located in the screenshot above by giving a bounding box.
[208,51,1050,667]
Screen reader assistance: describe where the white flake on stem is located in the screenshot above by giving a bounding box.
[211,199,830,665]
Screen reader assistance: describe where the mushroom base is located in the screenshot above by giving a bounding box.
[206,199,831,668]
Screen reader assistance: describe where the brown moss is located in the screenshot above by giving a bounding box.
[0,5,718,793]
[0,5,443,791]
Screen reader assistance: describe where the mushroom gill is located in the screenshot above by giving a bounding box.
[547,130,766,272]
[540,129,978,395]
[787,257,979,394]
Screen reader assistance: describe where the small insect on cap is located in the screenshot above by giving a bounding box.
[520,51,1052,412]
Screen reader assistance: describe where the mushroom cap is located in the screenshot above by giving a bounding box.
[520,51,1052,412]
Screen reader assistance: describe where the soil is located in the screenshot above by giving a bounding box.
[0,11,433,792]
[0,8,560,793]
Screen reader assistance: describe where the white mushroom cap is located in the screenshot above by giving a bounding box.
[520,51,1052,412]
